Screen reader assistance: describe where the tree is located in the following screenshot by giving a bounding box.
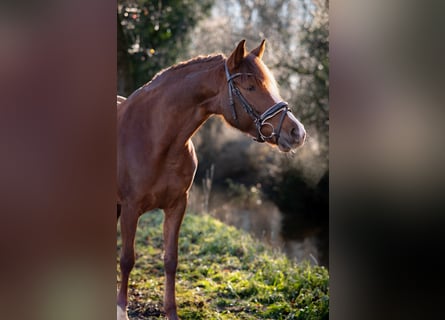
[292,0,329,139]
[117,0,214,95]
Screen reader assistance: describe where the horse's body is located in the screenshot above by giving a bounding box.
[117,40,306,320]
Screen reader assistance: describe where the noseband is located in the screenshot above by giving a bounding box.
[224,62,290,143]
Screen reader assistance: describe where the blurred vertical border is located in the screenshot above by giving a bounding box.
[330,0,445,319]
[0,1,116,319]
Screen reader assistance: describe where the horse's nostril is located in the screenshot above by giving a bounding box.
[290,127,306,144]
[291,127,299,139]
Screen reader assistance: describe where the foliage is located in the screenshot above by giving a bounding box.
[117,0,214,94]
[293,0,329,138]
[117,212,329,319]
[225,178,263,208]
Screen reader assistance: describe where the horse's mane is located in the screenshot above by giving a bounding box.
[169,54,225,72]
[147,54,225,85]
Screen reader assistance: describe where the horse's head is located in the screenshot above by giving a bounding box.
[221,40,306,152]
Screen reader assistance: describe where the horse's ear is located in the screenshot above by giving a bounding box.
[227,39,247,70]
[250,39,266,59]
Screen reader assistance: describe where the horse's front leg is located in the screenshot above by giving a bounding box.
[117,203,140,320]
[162,197,187,320]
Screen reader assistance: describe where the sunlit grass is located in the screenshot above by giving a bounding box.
[117,211,329,319]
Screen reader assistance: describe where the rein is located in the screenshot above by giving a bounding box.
[224,61,290,143]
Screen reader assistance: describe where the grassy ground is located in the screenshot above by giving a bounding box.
[117,211,329,319]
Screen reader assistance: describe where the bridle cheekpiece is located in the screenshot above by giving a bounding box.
[224,61,290,143]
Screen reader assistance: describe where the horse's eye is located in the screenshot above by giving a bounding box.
[246,85,255,91]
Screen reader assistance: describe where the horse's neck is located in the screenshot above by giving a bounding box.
[155,59,225,144]
[120,57,226,152]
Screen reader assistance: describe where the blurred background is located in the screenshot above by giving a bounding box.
[117,0,329,267]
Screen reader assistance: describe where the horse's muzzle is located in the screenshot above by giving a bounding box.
[290,125,306,146]
[277,119,306,152]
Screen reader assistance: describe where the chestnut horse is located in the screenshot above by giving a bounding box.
[117,40,306,320]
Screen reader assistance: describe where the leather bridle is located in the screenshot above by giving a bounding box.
[224,61,290,143]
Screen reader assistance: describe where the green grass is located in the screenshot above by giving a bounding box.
[117,211,329,319]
